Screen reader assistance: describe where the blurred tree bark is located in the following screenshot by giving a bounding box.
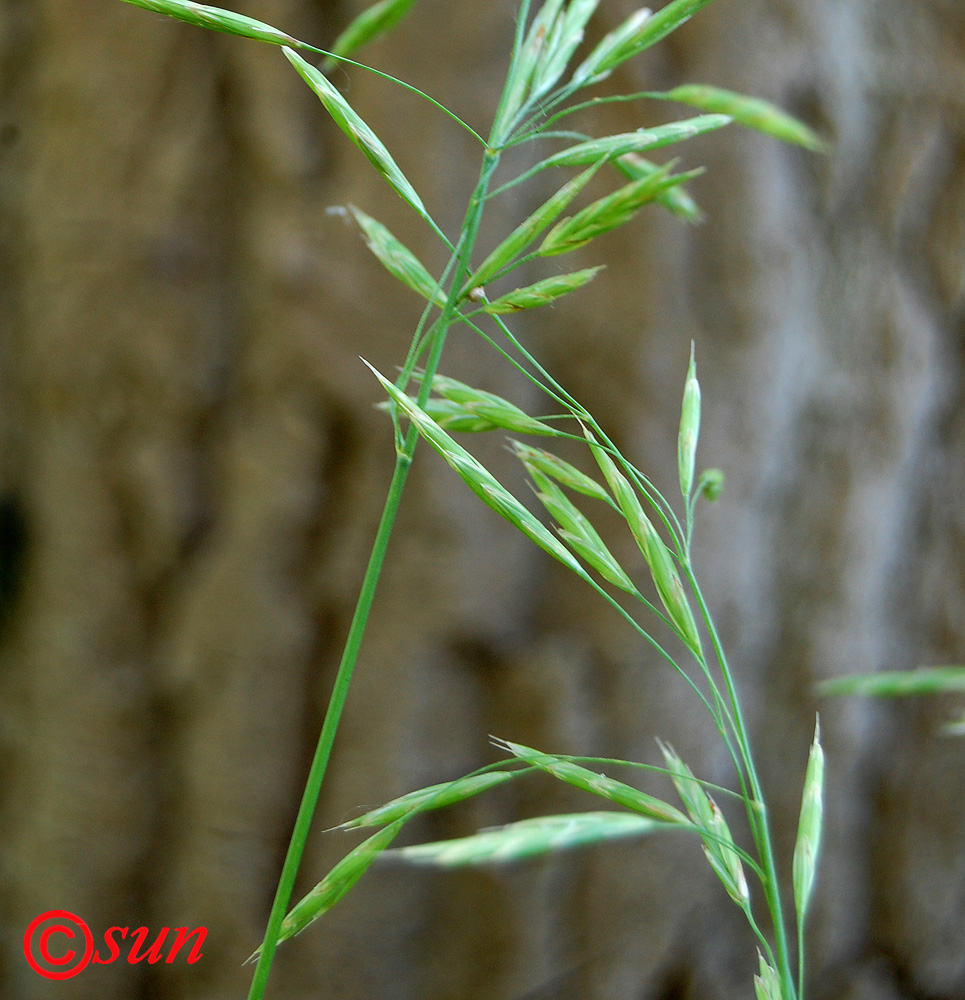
[0,0,963,998]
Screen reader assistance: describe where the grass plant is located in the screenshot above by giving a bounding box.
[111,1,831,997]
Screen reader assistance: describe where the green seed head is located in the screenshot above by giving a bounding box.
[677,344,701,500]
[792,716,825,926]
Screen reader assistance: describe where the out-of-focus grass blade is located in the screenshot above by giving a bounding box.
[615,0,716,57]
[349,205,444,306]
[118,0,308,47]
[944,712,965,737]
[754,952,782,1000]
[482,267,604,312]
[284,48,428,221]
[322,0,417,73]
[392,811,672,866]
[658,84,826,151]
[496,739,689,824]
[615,153,703,222]
[529,0,602,100]
[332,771,521,831]
[571,7,653,85]
[817,667,965,698]
[536,114,731,171]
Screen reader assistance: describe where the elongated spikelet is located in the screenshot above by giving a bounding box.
[349,205,444,306]
[529,477,635,591]
[511,441,611,502]
[426,375,562,435]
[539,165,701,255]
[118,0,304,46]
[496,740,689,824]
[393,811,670,867]
[659,742,750,909]
[538,115,731,170]
[677,344,701,500]
[792,716,824,926]
[571,7,653,85]
[586,431,702,655]
[754,952,783,1000]
[284,48,428,220]
[483,267,604,312]
[661,84,826,151]
[249,818,406,955]
[332,771,520,830]
[615,153,703,222]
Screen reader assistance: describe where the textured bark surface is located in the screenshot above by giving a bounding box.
[1,0,963,998]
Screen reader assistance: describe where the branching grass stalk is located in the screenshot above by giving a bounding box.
[468,303,792,990]
[108,2,826,993]
[246,146,505,1000]
[686,563,795,998]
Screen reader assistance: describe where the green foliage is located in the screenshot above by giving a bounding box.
[103,4,834,1000]
[322,0,417,72]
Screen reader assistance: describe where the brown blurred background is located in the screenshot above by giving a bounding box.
[1,0,963,997]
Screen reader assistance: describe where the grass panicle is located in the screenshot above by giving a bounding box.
[106,3,837,999]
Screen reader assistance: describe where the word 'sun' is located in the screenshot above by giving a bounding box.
[24,910,206,980]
